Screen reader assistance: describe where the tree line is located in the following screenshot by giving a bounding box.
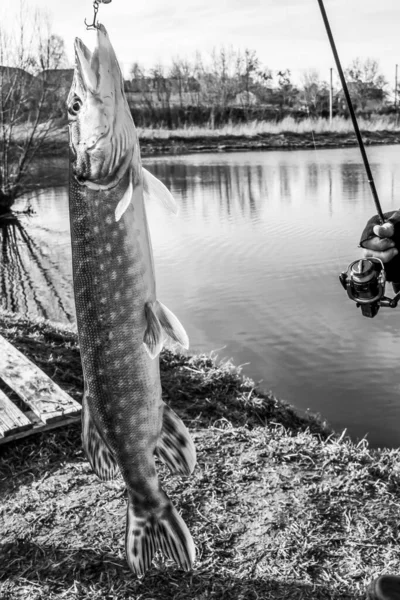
[126,50,394,128]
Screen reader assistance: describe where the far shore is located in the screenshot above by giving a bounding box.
[27,117,400,159]
[138,130,400,155]
[38,129,400,159]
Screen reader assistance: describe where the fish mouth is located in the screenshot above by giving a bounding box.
[72,148,133,191]
[74,24,118,96]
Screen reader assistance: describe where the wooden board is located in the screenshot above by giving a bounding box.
[0,334,81,441]
[0,388,32,436]
[0,414,81,445]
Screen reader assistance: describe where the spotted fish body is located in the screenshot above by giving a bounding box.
[67,25,196,577]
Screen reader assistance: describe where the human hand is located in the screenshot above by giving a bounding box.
[360,211,400,264]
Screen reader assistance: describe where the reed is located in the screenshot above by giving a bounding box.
[137,115,400,139]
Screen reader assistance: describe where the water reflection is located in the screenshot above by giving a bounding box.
[0,210,73,323]
[147,151,398,223]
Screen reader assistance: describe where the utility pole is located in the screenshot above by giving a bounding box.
[329,67,333,124]
[395,63,398,109]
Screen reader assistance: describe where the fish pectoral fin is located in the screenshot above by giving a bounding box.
[82,396,119,481]
[125,492,195,577]
[143,301,164,359]
[154,300,189,350]
[142,168,178,214]
[115,168,138,222]
[156,403,196,476]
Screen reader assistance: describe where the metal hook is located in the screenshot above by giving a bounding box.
[85,1,100,30]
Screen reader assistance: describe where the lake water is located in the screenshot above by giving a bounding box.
[3,145,400,448]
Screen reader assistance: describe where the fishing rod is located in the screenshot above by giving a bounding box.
[316,0,384,223]
[317,0,400,318]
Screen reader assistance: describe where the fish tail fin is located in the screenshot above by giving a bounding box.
[125,494,195,577]
[157,502,195,571]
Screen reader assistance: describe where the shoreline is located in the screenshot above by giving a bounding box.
[138,130,400,156]
[2,311,400,599]
[34,129,400,159]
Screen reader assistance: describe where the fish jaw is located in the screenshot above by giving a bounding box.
[67,24,138,190]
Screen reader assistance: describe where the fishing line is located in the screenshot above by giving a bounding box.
[316,0,385,224]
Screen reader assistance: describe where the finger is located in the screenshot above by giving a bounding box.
[362,247,398,264]
[373,222,395,238]
[361,236,395,252]
[387,208,400,224]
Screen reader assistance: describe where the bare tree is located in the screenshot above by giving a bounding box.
[275,69,298,108]
[238,49,259,97]
[299,69,330,115]
[169,57,197,108]
[0,1,69,215]
[130,61,145,81]
[344,57,388,111]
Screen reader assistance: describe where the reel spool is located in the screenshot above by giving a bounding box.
[339,258,400,318]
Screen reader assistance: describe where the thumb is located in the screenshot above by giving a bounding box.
[373,222,395,238]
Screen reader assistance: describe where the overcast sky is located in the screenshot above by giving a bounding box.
[4,0,400,86]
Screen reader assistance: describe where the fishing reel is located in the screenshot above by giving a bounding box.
[339,257,400,318]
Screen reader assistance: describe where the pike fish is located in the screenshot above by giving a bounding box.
[67,24,196,577]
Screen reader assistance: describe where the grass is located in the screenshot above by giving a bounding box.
[1,310,400,599]
[136,115,400,139]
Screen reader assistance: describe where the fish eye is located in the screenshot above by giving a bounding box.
[68,97,82,116]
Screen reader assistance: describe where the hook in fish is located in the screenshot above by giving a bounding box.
[85,1,100,30]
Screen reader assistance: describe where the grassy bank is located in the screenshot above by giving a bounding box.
[1,311,400,599]
[32,115,400,159]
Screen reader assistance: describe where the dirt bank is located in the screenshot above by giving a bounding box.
[138,130,400,156]
[1,311,400,600]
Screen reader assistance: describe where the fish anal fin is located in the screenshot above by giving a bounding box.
[156,403,196,476]
[82,396,119,481]
[143,168,178,215]
[143,302,164,359]
[155,300,189,350]
[125,493,195,577]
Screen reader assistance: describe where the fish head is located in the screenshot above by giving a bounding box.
[67,24,136,189]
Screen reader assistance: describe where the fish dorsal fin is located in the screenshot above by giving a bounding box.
[143,300,189,359]
[142,168,178,214]
[156,403,196,475]
[154,300,189,349]
[115,168,134,222]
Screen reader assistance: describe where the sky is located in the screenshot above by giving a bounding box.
[2,0,400,87]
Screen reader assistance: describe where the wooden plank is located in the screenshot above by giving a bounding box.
[0,413,81,445]
[0,388,33,437]
[0,335,81,424]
